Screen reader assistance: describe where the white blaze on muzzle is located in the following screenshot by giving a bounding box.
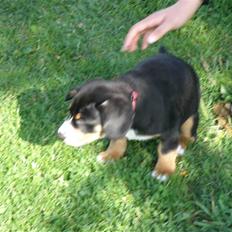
[58,118,103,147]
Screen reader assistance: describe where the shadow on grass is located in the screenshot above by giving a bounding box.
[43,140,232,231]
[17,87,69,145]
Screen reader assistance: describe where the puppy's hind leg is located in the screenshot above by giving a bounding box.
[178,113,199,155]
[152,138,179,182]
[97,138,127,163]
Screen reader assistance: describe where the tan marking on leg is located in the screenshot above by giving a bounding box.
[98,138,127,161]
[179,136,194,149]
[154,144,178,175]
[181,116,194,138]
[180,116,195,149]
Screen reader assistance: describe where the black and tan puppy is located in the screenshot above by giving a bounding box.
[58,48,200,181]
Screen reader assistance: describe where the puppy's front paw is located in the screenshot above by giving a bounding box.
[96,153,106,163]
[177,145,185,156]
[96,152,113,164]
[151,170,169,182]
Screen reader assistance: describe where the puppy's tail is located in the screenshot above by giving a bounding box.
[159,46,168,54]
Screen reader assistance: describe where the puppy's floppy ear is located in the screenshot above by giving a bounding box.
[97,97,133,139]
[65,79,100,101]
[65,87,81,101]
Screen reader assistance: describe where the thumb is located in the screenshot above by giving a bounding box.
[147,23,171,44]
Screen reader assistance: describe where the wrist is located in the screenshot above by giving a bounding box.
[175,0,203,15]
[177,0,204,8]
[169,0,203,28]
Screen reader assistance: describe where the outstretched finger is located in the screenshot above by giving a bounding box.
[141,29,153,50]
[122,24,144,52]
[126,32,141,52]
[147,23,171,44]
[122,13,163,52]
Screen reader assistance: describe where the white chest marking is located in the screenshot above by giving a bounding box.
[125,129,159,141]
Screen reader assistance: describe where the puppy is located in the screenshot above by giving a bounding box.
[58,47,200,181]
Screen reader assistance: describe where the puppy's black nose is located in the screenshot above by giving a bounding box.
[58,132,65,140]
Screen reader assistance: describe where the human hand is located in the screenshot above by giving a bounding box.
[122,0,203,52]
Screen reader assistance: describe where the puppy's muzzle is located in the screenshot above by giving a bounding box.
[57,131,65,140]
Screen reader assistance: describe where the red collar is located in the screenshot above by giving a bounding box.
[131,91,139,112]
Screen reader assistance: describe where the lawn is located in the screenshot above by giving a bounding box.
[1,0,232,231]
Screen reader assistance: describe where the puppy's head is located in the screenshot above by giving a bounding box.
[58,80,134,147]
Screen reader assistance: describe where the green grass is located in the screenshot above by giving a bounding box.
[1,0,232,231]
